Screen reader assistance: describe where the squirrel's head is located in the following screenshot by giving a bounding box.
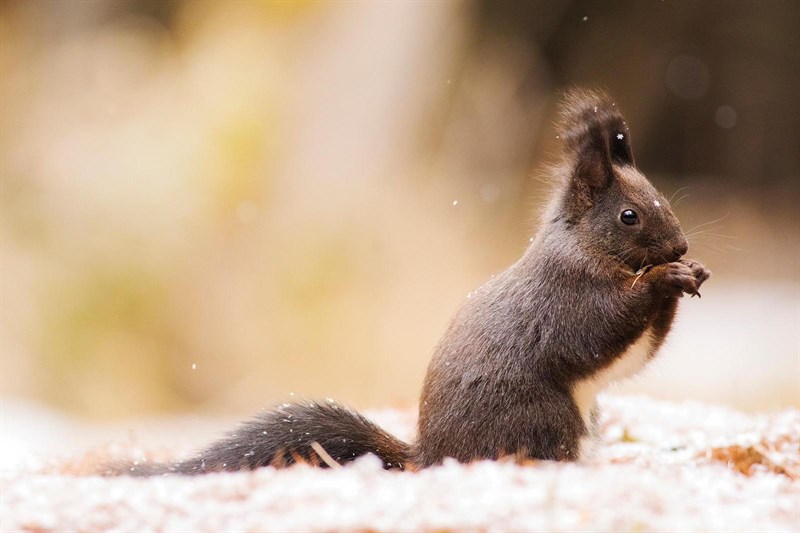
[547,89,688,270]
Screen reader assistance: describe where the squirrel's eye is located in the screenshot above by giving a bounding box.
[620,209,638,225]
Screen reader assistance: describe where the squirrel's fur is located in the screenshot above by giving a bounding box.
[111,89,709,476]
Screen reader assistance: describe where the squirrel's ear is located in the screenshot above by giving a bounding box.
[557,89,634,195]
[573,123,615,191]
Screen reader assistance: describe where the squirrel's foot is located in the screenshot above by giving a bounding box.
[679,258,711,297]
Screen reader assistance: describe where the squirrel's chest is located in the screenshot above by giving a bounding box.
[571,326,656,460]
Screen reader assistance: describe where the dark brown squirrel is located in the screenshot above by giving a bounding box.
[115,88,710,476]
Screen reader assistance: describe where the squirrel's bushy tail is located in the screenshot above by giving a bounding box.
[108,401,412,476]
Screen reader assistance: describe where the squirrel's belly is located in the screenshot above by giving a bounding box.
[571,326,656,460]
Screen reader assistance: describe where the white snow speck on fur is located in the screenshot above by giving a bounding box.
[1,396,797,532]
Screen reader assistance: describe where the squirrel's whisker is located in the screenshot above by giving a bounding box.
[669,186,694,203]
[672,193,692,208]
[684,212,731,234]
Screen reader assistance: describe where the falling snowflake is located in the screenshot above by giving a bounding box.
[616,133,624,140]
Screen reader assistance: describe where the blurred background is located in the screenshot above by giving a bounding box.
[1,0,798,447]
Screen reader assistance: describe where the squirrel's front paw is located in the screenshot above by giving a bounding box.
[679,258,711,294]
[658,262,699,297]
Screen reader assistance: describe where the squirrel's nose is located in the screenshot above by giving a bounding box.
[673,237,689,258]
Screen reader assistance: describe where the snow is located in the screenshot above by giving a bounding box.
[1,395,797,532]
[715,105,738,129]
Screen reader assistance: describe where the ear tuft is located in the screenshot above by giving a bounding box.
[557,88,634,167]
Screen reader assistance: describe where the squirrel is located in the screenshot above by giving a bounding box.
[114,88,710,476]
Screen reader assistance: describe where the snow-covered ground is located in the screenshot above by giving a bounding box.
[1,395,798,532]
